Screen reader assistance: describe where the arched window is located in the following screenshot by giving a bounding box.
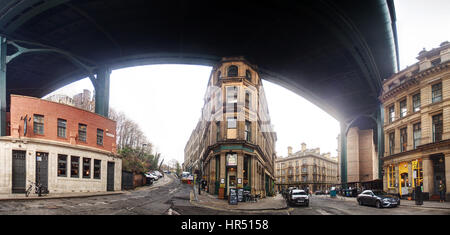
[227,65,238,77]
[245,69,252,81]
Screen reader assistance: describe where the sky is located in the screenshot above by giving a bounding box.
[43,0,450,165]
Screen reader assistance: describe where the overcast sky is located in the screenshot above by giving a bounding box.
[44,0,449,165]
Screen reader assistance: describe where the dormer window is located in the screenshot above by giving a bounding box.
[227,65,238,77]
[431,58,441,67]
[245,69,252,81]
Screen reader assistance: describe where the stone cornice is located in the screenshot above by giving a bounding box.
[380,61,450,103]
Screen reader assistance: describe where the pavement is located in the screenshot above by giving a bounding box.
[0,174,172,201]
[190,186,288,213]
[314,194,450,210]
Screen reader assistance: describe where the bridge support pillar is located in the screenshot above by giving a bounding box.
[91,66,111,117]
[340,122,348,188]
[0,36,6,136]
[376,104,385,179]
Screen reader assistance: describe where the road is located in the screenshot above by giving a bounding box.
[288,194,450,215]
[0,175,448,215]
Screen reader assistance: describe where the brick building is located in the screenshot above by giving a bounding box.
[275,143,339,192]
[0,95,121,195]
[379,41,450,200]
[184,57,277,199]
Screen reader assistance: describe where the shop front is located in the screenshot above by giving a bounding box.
[385,159,423,198]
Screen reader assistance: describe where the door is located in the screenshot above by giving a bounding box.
[227,168,236,196]
[12,150,26,193]
[36,152,48,189]
[433,156,445,195]
[107,162,115,191]
[400,173,409,196]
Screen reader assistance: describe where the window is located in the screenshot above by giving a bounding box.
[389,105,395,123]
[226,86,238,112]
[413,123,421,149]
[33,114,44,135]
[400,128,407,152]
[245,69,252,81]
[58,154,67,177]
[216,121,221,141]
[400,99,407,118]
[227,117,237,129]
[78,124,87,142]
[389,132,395,155]
[413,93,421,112]
[57,119,66,138]
[432,83,442,103]
[97,129,104,146]
[71,156,80,178]
[83,158,91,178]
[227,65,238,77]
[245,90,252,109]
[388,165,395,188]
[431,58,441,66]
[245,120,251,141]
[94,159,101,179]
[432,114,443,142]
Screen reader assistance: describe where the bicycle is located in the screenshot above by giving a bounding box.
[25,181,49,197]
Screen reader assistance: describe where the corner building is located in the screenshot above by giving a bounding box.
[380,41,450,200]
[184,57,277,199]
[0,95,121,195]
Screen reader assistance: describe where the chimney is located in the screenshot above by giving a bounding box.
[301,143,306,152]
[287,146,293,156]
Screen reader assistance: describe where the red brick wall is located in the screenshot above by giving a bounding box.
[9,95,116,153]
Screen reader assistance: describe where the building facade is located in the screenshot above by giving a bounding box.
[275,143,339,192]
[379,41,450,200]
[0,95,121,195]
[184,57,277,199]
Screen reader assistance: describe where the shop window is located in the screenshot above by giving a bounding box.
[57,154,67,177]
[78,124,87,142]
[227,65,238,77]
[94,159,101,179]
[57,119,66,138]
[400,128,407,152]
[399,99,407,118]
[97,129,103,146]
[412,93,421,112]
[33,114,44,135]
[413,123,421,149]
[83,158,91,179]
[432,114,443,142]
[432,82,442,103]
[71,156,80,178]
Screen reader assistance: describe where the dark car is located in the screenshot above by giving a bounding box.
[315,191,324,195]
[357,190,400,208]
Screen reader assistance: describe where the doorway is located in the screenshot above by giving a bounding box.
[400,173,409,196]
[36,152,48,190]
[227,167,236,196]
[12,150,26,193]
[432,155,445,195]
[107,162,115,191]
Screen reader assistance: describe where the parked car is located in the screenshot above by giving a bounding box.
[315,190,324,195]
[357,190,400,208]
[153,170,163,178]
[144,175,154,185]
[146,172,159,181]
[287,189,309,206]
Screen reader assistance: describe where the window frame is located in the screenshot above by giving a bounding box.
[71,156,80,178]
[94,159,101,179]
[83,157,91,179]
[227,65,238,77]
[57,154,67,177]
[432,82,442,103]
[33,114,44,135]
[78,123,87,142]
[412,93,421,112]
[97,128,104,146]
[57,118,67,138]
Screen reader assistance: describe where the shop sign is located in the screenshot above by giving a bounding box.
[229,188,238,205]
[226,153,237,166]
